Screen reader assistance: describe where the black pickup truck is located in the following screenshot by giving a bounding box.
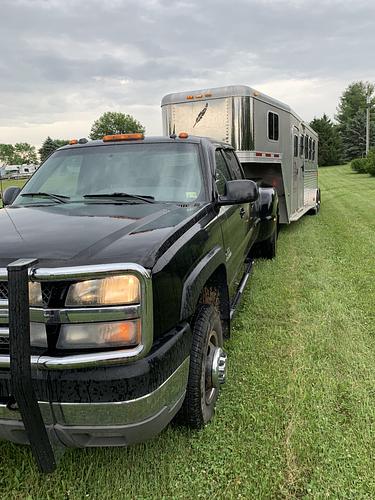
[0,133,278,471]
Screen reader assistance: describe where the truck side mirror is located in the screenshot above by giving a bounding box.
[218,180,259,205]
[2,187,21,206]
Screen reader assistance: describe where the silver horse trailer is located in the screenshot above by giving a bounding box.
[161,85,320,223]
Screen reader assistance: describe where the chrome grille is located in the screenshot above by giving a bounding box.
[41,284,54,307]
[0,282,7,300]
[0,281,54,307]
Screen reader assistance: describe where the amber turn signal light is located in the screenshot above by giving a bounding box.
[102,133,144,142]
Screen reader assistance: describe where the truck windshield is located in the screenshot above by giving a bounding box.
[15,143,204,205]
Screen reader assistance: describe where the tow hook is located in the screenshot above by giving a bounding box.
[211,348,227,388]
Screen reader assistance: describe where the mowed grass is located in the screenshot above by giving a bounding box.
[0,179,27,207]
[0,165,374,499]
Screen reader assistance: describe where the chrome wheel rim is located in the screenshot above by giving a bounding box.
[204,329,219,405]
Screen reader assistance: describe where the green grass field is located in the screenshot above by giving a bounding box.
[0,165,374,499]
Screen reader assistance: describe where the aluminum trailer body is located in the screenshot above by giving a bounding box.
[161,85,319,223]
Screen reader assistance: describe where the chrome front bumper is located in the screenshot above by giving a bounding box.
[0,357,189,448]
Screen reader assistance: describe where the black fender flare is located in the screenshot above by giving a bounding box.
[256,187,279,242]
[180,245,226,321]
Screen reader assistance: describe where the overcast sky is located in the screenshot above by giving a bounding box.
[1,0,374,147]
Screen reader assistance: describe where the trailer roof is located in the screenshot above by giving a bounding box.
[161,85,292,113]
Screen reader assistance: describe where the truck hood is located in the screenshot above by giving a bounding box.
[0,202,208,269]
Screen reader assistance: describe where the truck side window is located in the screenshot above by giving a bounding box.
[223,149,244,180]
[215,150,231,196]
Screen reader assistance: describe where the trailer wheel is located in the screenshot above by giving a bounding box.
[259,226,277,259]
[178,304,227,428]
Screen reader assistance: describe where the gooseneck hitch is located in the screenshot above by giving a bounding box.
[8,259,57,473]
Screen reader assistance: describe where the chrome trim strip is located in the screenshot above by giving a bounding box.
[0,327,8,337]
[0,402,53,424]
[52,357,189,426]
[32,263,151,282]
[0,263,151,282]
[1,303,140,325]
[30,304,141,324]
[236,150,283,163]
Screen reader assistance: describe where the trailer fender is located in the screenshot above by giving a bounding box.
[180,245,226,321]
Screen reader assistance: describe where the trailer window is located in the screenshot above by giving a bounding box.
[294,135,299,157]
[268,112,279,141]
[300,135,304,157]
[215,150,231,196]
[312,140,316,161]
[308,137,312,160]
[223,150,243,180]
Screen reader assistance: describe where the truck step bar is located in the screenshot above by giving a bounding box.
[230,260,254,320]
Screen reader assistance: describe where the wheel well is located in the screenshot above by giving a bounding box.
[197,265,230,338]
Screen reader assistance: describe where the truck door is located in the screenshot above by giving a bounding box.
[215,149,251,297]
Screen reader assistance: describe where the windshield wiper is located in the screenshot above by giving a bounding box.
[83,192,155,204]
[21,192,70,204]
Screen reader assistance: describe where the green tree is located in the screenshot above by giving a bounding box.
[310,114,344,166]
[0,144,15,164]
[12,143,38,165]
[89,112,145,140]
[38,137,68,163]
[336,81,375,160]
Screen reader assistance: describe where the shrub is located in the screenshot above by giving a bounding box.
[366,149,375,176]
[351,157,368,173]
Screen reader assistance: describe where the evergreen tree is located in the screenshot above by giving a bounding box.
[38,137,68,163]
[310,114,344,166]
[336,81,375,160]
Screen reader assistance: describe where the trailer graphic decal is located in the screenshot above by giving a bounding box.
[193,103,208,128]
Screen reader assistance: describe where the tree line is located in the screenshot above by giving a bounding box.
[0,112,144,165]
[0,83,373,168]
[310,81,374,166]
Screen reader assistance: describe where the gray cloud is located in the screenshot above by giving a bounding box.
[0,0,374,144]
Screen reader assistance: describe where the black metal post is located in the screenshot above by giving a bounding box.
[8,259,56,473]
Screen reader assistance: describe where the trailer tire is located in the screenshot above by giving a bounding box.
[178,304,226,429]
[259,226,277,259]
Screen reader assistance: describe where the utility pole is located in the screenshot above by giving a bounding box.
[366,94,371,156]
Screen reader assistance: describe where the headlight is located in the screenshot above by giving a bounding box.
[65,275,140,306]
[29,282,43,307]
[56,320,141,349]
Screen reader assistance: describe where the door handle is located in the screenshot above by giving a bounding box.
[239,207,245,218]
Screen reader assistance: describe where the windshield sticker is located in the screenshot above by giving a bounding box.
[186,192,197,199]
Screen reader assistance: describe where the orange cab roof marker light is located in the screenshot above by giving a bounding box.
[178,132,189,139]
[103,133,145,142]
[69,139,78,145]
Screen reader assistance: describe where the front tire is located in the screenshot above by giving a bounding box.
[259,226,277,259]
[179,304,226,428]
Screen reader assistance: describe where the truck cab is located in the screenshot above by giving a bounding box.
[0,133,278,470]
